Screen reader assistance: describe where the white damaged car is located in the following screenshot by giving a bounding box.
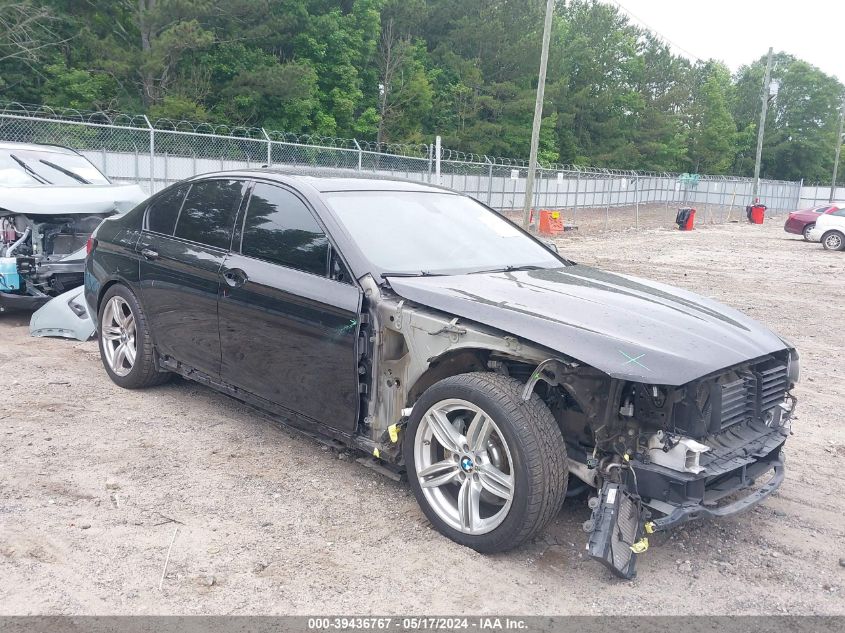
[0,141,146,313]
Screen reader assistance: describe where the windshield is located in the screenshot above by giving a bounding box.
[0,148,110,186]
[325,191,563,276]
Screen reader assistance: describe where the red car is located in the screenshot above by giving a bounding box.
[784,203,843,240]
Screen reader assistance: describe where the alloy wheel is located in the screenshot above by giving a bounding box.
[824,233,842,250]
[413,398,514,535]
[101,296,137,377]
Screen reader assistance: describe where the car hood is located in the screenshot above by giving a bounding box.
[0,184,147,216]
[387,265,790,386]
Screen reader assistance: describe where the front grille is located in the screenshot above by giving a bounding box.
[718,370,755,430]
[715,359,788,431]
[756,360,789,414]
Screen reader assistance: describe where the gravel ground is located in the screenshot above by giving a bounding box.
[1,219,843,615]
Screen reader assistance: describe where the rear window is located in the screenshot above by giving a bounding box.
[174,179,244,249]
[145,184,189,235]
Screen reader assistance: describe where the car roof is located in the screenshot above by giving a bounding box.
[189,168,458,194]
[0,140,81,155]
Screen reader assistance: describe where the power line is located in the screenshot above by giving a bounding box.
[609,0,702,63]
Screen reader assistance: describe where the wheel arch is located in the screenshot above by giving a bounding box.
[406,348,491,407]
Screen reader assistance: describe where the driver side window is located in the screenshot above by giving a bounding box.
[240,182,330,277]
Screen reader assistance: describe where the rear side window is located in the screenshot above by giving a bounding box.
[241,183,329,277]
[831,209,845,217]
[174,179,244,249]
[145,184,188,235]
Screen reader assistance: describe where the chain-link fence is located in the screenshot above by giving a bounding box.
[1,102,803,232]
[798,183,845,207]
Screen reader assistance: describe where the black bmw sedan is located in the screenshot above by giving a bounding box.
[84,171,798,578]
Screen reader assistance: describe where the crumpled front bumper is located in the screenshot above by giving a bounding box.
[627,424,788,531]
[646,453,785,531]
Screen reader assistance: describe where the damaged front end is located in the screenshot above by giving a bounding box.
[528,351,797,579]
[0,212,104,311]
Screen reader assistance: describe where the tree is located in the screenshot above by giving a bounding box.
[375,18,432,144]
[733,53,843,182]
[0,1,62,65]
[0,0,64,97]
[686,61,736,174]
[1,0,843,181]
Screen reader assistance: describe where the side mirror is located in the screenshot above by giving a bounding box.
[540,238,558,253]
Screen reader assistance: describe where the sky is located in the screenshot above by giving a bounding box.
[608,0,845,84]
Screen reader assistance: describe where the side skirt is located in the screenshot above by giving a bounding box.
[157,356,402,476]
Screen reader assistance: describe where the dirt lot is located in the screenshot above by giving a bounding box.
[1,219,843,615]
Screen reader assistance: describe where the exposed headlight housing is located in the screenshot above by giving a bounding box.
[786,351,800,388]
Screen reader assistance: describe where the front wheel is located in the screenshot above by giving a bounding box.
[404,372,568,553]
[821,231,845,251]
[802,223,815,241]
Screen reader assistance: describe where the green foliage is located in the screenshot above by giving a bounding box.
[1,0,843,179]
[686,62,737,174]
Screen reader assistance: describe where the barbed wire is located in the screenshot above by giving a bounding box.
[0,100,799,184]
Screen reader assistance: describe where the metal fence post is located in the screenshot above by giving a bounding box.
[143,115,154,193]
[485,157,494,204]
[573,169,580,225]
[435,136,441,185]
[262,128,272,167]
[354,139,362,172]
[634,175,639,229]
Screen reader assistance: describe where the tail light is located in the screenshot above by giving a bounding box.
[86,236,97,255]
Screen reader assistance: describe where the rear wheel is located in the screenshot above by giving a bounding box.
[404,372,567,553]
[821,231,845,251]
[98,284,170,389]
[802,223,815,241]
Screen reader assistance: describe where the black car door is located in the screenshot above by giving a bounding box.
[217,181,362,435]
[136,178,246,378]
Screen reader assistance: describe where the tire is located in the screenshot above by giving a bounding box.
[404,372,568,553]
[97,284,170,389]
[802,223,815,241]
[821,230,845,251]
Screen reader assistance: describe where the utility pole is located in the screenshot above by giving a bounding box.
[521,0,555,231]
[830,94,845,202]
[752,47,774,202]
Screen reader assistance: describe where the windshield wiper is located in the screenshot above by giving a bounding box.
[9,154,51,184]
[382,271,446,278]
[39,158,91,184]
[469,264,546,275]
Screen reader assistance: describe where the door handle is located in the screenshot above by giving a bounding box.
[222,268,248,288]
[140,248,159,260]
